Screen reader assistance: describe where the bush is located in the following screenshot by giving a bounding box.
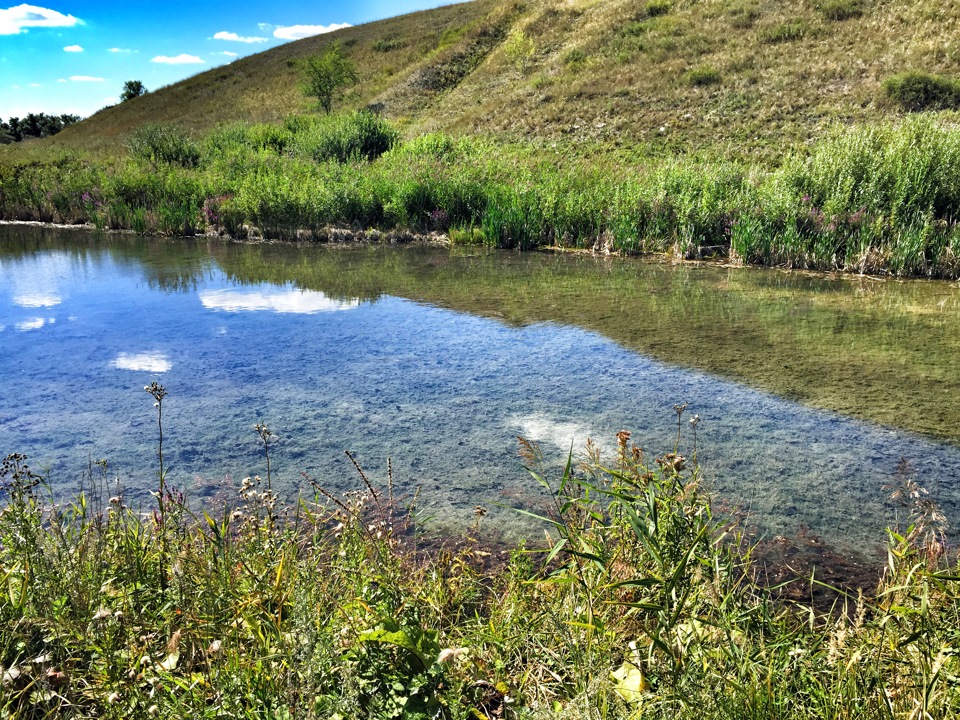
[290,111,399,163]
[684,66,722,86]
[727,1,760,29]
[372,38,407,52]
[818,0,865,21]
[128,124,200,168]
[644,0,671,17]
[759,20,809,43]
[563,48,587,67]
[884,71,960,112]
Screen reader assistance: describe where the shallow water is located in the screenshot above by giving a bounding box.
[1,225,959,554]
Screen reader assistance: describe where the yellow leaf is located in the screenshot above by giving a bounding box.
[611,661,649,705]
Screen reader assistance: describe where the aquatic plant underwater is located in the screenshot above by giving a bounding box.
[0,387,958,719]
[5,112,960,277]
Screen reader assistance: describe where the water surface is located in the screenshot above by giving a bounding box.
[1,225,958,554]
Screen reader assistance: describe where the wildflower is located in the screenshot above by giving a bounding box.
[207,640,222,654]
[92,607,111,622]
[147,704,159,717]
[107,691,121,704]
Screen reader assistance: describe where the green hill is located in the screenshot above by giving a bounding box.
[35,0,960,161]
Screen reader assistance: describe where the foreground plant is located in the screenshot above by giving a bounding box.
[0,421,957,718]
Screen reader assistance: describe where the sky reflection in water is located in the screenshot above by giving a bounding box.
[1,231,959,555]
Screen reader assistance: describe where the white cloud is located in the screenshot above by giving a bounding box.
[257,22,272,31]
[69,75,104,82]
[27,81,40,86]
[510,413,597,453]
[15,317,55,332]
[13,292,60,307]
[199,288,360,314]
[151,53,203,64]
[108,47,133,53]
[215,51,239,57]
[273,23,351,41]
[56,77,65,82]
[111,352,172,373]
[213,30,267,43]
[0,3,80,35]
[63,43,82,52]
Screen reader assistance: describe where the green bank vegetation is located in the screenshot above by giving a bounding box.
[1,391,958,719]
[4,111,960,277]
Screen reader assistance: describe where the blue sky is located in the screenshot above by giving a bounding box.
[1,1,457,118]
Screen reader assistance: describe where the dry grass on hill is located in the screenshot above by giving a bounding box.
[11,0,960,163]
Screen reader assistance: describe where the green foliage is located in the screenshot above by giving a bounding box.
[563,48,587,67]
[289,111,399,163]
[503,27,536,73]
[884,70,960,112]
[1,399,958,718]
[758,20,809,43]
[644,0,672,17]
[372,37,407,52]
[128,124,201,168]
[726,1,761,29]
[302,42,359,114]
[120,80,147,102]
[817,0,865,21]
[684,65,722,86]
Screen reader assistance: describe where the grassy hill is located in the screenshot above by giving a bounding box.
[33,0,960,162]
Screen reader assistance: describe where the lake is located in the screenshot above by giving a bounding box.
[1,223,959,555]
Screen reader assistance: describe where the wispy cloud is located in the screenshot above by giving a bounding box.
[273,23,351,41]
[213,30,267,43]
[151,54,203,65]
[257,22,273,31]
[108,47,134,53]
[214,51,239,57]
[63,44,82,52]
[0,4,81,35]
[69,75,105,82]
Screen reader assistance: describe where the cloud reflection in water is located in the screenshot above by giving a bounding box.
[13,293,61,308]
[111,352,172,373]
[199,288,360,314]
[15,317,54,332]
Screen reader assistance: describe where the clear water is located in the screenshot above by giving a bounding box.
[1,225,959,555]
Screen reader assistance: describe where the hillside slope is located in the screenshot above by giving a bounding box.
[21,0,960,160]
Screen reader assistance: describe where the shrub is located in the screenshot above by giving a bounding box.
[302,42,358,114]
[563,48,587,66]
[817,0,865,21]
[884,71,960,112]
[685,66,722,86]
[727,1,760,28]
[128,124,200,168]
[644,0,672,17]
[291,111,399,163]
[372,38,407,52]
[759,20,809,43]
[503,28,536,73]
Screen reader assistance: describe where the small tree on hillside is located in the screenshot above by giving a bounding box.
[302,42,358,114]
[120,80,147,102]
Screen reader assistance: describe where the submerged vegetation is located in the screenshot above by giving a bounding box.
[0,391,957,718]
[4,112,960,277]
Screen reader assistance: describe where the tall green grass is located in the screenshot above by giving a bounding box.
[4,113,960,277]
[0,398,957,718]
